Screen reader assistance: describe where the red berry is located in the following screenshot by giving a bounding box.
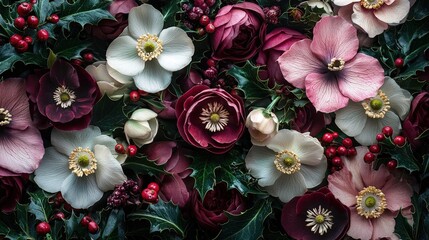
[205,23,215,33]
[196,27,205,36]
[30,0,37,4]
[342,138,353,148]
[23,36,33,44]
[129,90,140,102]
[369,144,381,153]
[382,126,393,137]
[115,143,126,154]
[205,0,216,7]
[363,152,376,164]
[37,29,49,41]
[83,52,94,62]
[207,58,216,67]
[14,17,26,30]
[199,15,210,26]
[394,58,404,68]
[27,15,39,28]
[336,146,347,156]
[80,216,92,227]
[36,222,51,235]
[17,3,33,17]
[324,146,336,158]
[54,212,65,220]
[48,14,60,24]
[347,147,357,156]
[71,59,83,66]
[376,133,385,142]
[322,133,334,144]
[87,221,99,234]
[386,160,397,170]
[147,182,160,192]
[141,188,158,202]
[138,90,149,96]
[15,40,28,53]
[127,145,138,157]
[332,132,339,139]
[393,136,406,146]
[331,156,342,167]
[9,34,22,46]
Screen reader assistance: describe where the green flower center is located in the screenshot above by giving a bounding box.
[210,113,220,123]
[78,155,90,168]
[305,205,334,236]
[274,150,301,174]
[143,42,156,53]
[365,196,376,208]
[60,92,70,102]
[315,214,325,224]
[69,147,97,177]
[136,34,163,61]
[283,157,295,167]
[356,186,387,219]
[53,86,76,109]
[362,90,391,119]
[369,99,383,111]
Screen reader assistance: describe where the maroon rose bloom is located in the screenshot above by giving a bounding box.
[0,175,26,213]
[211,2,267,62]
[281,188,350,240]
[191,183,246,233]
[256,28,306,84]
[86,13,128,41]
[35,59,101,130]
[176,85,245,154]
[402,91,429,149]
[290,103,332,137]
[150,90,177,119]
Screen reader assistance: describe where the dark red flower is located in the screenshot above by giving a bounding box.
[86,13,128,41]
[0,175,27,213]
[402,91,429,149]
[290,103,332,137]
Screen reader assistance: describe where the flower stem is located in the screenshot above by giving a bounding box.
[264,96,282,116]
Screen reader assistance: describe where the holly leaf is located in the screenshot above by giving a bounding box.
[122,156,167,176]
[53,39,92,60]
[382,143,420,173]
[0,44,21,75]
[215,198,272,240]
[408,0,429,21]
[189,153,221,198]
[90,95,128,133]
[33,0,54,24]
[102,209,126,239]
[128,200,186,238]
[394,210,413,240]
[28,191,52,222]
[64,212,85,240]
[162,1,180,27]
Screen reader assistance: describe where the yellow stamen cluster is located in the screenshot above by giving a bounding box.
[200,102,230,132]
[0,108,12,126]
[274,150,301,174]
[328,58,345,72]
[305,205,334,235]
[361,0,384,10]
[362,90,390,118]
[53,85,76,109]
[356,186,387,219]
[69,147,97,177]
[136,34,163,61]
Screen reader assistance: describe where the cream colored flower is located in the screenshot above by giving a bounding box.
[124,109,158,147]
[245,108,279,146]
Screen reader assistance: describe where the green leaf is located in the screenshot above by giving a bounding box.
[102,209,125,239]
[422,154,429,180]
[91,95,128,133]
[33,0,54,24]
[227,61,273,101]
[47,49,57,68]
[53,39,92,60]
[64,212,84,240]
[216,198,272,240]
[381,143,420,173]
[162,1,180,27]
[394,210,413,240]
[189,153,221,198]
[0,218,10,235]
[128,200,186,237]
[0,44,21,75]
[408,0,429,21]
[122,156,167,176]
[28,191,52,222]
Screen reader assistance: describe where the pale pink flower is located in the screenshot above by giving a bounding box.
[278,16,384,113]
[328,147,413,240]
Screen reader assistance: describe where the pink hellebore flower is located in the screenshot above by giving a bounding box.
[278,16,384,113]
[328,147,413,240]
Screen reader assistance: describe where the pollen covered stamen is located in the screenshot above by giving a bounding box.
[305,205,334,235]
[69,147,97,177]
[362,90,390,118]
[356,186,387,219]
[274,150,301,174]
[53,85,76,109]
[361,0,384,10]
[200,102,229,132]
[136,34,163,61]
[0,108,12,126]
[328,58,345,71]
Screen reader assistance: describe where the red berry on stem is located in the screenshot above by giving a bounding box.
[207,58,216,67]
[324,146,337,158]
[386,160,397,170]
[54,212,65,220]
[115,143,126,154]
[127,145,138,157]
[14,17,26,30]
[141,188,158,202]
[27,15,39,28]
[83,53,94,62]
[336,146,347,156]
[36,222,51,235]
[331,156,342,167]
[30,0,37,4]
[369,144,381,153]
[196,27,205,36]
[87,221,99,234]
[80,216,92,227]
[205,23,215,33]
[17,3,33,17]
[37,29,49,41]
[147,182,160,192]
[48,14,60,24]
[382,126,393,137]
[23,36,33,44]
[393,136,406,146]
[347,147,357,156]
[9,34,22,46]
[199,15,210,26]
[15,40,28,53]
[129,90,140,102]
[376,133,385,142]
[322,133,334,144]
[342,138,353,148]
[332,132,339,139]
[394,58,404,68]
[363,152,376,164]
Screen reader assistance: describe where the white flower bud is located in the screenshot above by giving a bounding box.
[124,109,158,148]
[245,108,279,146]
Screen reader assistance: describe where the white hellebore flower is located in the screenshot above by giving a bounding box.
[124,108,158,148]
[245,108,279,146]
[300,0,333,15]
[106,4,195,93]
[85,61,133,100]
[34,126,127,209]
[335,77,412,146]
[245,129,327,203]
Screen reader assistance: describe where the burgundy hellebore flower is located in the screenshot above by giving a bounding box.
[402,91,429,150]
[211,2,267,62]
[0,79,44,176]
[290,103,332,137]
[176,85,245,154]
[281,188,350,240]
[0,175,27,213]
[191,182,247,233]
[35,59,101,130]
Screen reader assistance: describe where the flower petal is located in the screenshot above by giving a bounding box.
[92,135,117,153]
[382,177,412,212]
[245,146,281,187]
[128,4,164,38]
[94,145,127,192]
[335,101,367,136]
[106,36,145,77]
[347,210,373,240]
[291,133,324,166]
[338,53,384,102]
[381,77,412,120]
[299,157,327,188]
[328,169,359,207]
[265,174,307,203]
[157,27,195,72]
[130,108,158,121]
[374,0,410,24]
[34,147,70,193]
[371,211,399,239]
[310,16,359,62]
[134,60,172,93]
[351,3,388,38]
[61,174,103,209]
[305,72,349,113]
[51,126,101,156]
[266,129,298,153]
[0,78,32,130]
[278,39,324,89]
[354,111,401,146]
[331,0,359,6]
[106,62,133,85]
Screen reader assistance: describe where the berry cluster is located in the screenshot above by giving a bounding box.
[263,6,281,24]
[107,179,140,208]
[141,182,160,204]
[80,216,99,234]
[115,143,138,157]
[321,132,357,173]
[181,0,216,35]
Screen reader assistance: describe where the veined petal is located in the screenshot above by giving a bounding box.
[348,210,373,239]
[328,169,359,207]
[245,146,281,187]
[310,16,359,62]
[351,4,388,38]
[335,101,367,136]
[374,0,410,24]
[338,53,384,102]
[299,157,327,188]
[305,72,349,113]
[128,4,164,38]
[34,147,70,193]
[92,135,117,153]
[265,174,307,203]
[371,211,398,239]
[51,126,101,156]
[94,145,127,192]
[0,79,32,130]
[130,108,158,121]
[106,62,133,85]
[381,77,412,120]
[382,177,413,212]
[266,129,298,153]
[331,0,359,6]
[278,39,324,89]
[106,36,145,77]
[157,27,195,72]
[61,174,103,209]
[354,111,401,146]
[291,133,324,166]
[134,60,172,93]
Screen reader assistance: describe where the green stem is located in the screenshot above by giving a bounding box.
[265,96,282,113]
